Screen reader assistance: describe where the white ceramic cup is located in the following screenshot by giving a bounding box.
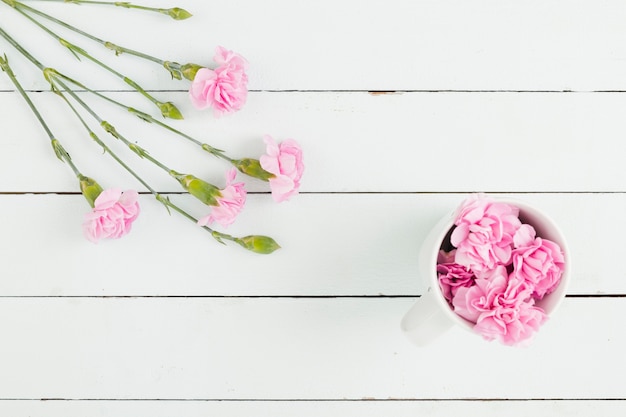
[401,198,570,346]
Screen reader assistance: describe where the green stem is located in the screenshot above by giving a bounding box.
[50,75,175,174]
[12,1,164,64]
[46,68,235,163]
[0,53,81,176]
[153,194,238,244]
[51,84,244,248]
[0,26,45,70]
[7,5,183,118]
[53,86,156,193]
[17,0,193,20]
[47,76,249,249]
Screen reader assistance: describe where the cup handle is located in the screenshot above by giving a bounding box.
[401,287,454,346]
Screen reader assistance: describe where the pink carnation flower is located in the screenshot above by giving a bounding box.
[437,262,475,305]
[474,302,547,346]
[453,265,544,346]
[511,224,565,299]
[452,265,509,323]
[189,46,248,117]
[83,189,140,243]
[451,194,522,273]
[260,135,305,202]
[197,169,247,227]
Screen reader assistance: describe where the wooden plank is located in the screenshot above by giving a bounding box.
[1,91,626,193]
[1,1,626,91]
[0,297,623,400]
[0,400,624,417]
[0,192,622,296]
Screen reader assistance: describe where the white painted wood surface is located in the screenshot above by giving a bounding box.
[1,1,625,415]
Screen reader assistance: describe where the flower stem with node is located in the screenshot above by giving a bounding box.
[0,14,281,253]
[42,68,274,182]
[3,0,198,80]
[18,0,193,20]
[50,85,276,253]
[0,53,80,177]
[4,3,183,119]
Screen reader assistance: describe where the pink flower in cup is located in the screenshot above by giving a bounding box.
[260,135,304,202]
[511,224,565,299]
[452,265,509,322]
[451,194,522,273]
[197,169,247,227]
[83,189,140,243]
[189,46,248,117]
[437,262,475,305]
[474,301,547,346]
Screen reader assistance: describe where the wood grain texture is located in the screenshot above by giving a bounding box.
[0,400,624,417]
[0,297,623,400]
[1,91,625,193]
[1,1,626,91]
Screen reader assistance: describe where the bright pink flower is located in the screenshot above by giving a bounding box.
[474,302,547,346]
[511,225,565,299]
[260,135,304,202]
[83,189,140,243]
[451,194,522,272]
[437,262,475,305]
[197,169,247,227]
[189,46,248,117]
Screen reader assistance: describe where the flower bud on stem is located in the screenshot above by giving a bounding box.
[5,3,183,119]
[38,68,274,182]
[6,0,198,80]
[24,0,193,20]
[47,77,278,253]
[0,52,80,176]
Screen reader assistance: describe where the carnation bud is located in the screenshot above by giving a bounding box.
[233,158,274,181]
[79,175,103,208]
[180,63,203,81]
[236,235,281,254]
[170,171,220,206]
[158,101,184,119]
[163,61,183,80]
[168,7,193,20]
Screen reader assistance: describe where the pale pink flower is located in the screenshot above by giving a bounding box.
[453,266,543,345]
[83,189,140,243]
[260,135,304,202]
[437,262,475,305]
[451,194,522,272]
[189,46,248,117]
[214,45,248,68]
[511,224,565,299]
[474,302,547,346]
[452,265,509,322]
[197,169,247,227]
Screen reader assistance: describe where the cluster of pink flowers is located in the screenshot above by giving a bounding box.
[437,194,565,346]
[78,46,304,248]
[189,46,249,117]
[81,135,304,243]
[197,135,304,227]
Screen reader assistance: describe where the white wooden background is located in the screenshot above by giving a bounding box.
[1,0,625,415]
